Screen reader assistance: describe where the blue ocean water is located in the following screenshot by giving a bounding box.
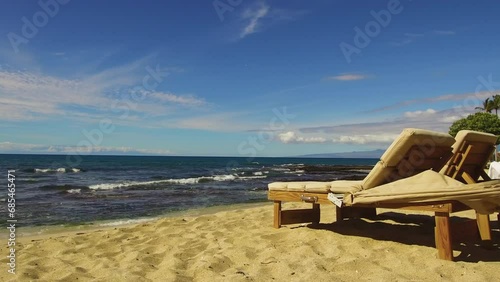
[0,154,377,227]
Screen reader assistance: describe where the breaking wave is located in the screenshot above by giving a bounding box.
[88,174,254,190]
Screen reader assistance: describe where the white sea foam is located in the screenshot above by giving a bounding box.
[280,163,304,167]
[239,176,267,180]
[167,178,200,185]
[253,171,263,176]
[212,174,237,181]
[34,168,81,173]
[89,181,156,190]
[271,168,290,172]
[98,218,157,227]
[89,174,240,190]
[66,189,81,194]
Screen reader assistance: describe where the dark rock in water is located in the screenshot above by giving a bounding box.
[338,175,366,181]
[302,165,373,174]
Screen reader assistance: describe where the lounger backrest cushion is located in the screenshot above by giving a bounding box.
[362,128,455,189]
[440,130,498,182]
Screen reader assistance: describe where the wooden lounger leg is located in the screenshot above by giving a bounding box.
[274,201,282,228]
[435,212,453,261]
[312,203,320,225]
[476,213,492,241]
[336,206,343,222]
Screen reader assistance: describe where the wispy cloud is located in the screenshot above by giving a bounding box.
[391,38,416,46]
[403,108,437,118]
[300,108,466,135]
[433,30,456,35]
[238,2,307,39]
[171,112,254,131]
[240,3,270,38]
[368,91,495,113]
[392,29,456,46]
[403,33,424,37]
[326,73,372,81]
[149,91,206,107]
[277,131,397,146]
[0,142,173,155]
[0,61,205,123]
[278,131,327,144]
[274,106,472,147]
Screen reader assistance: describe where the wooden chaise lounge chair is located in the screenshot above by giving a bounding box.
[340,129,500,261]
[268,129,500,261]
[268,128,455,228]
[439,130,499,241]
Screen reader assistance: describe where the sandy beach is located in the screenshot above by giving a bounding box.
[1,203,499,281]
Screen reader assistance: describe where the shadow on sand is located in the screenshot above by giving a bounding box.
[308,211,500,263]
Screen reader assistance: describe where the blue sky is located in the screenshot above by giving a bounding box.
[1,0,500,157]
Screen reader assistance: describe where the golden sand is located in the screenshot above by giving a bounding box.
[1,203,499,281]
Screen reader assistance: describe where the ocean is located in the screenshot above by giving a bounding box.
[0,154,377,228]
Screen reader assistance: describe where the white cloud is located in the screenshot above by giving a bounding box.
[149,91,206,107]
[369,90,495,113]
[238,3,307,39]
[331,134,397,145]
[404,33,424,37]
[433,30,456,35]
[326,74,371,81]
[0,60,205,123]
[404,108,437,118]
[171,112,255,131]
[392,30,455,46]
[278,131,327,144]
[277,131,396,146]
[240,3,270,38]
[0,142,172,155]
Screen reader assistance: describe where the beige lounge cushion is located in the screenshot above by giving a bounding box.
[380,128,455,167]
[453,130,498,152]
[268,180,362,193]
[329,180,363,193]
[362,128,455,189]
[440,130,498,176]
[268,181,331,193]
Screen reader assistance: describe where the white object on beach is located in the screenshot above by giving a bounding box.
[488,161,500,179]
[328,193,344,207]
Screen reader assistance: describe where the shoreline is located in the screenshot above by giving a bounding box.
[0,202,270,241]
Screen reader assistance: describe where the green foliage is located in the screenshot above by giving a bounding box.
[475,97,493,113]
[493,95,500,115]
[475,95,500,115]
[449,112,500,144]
